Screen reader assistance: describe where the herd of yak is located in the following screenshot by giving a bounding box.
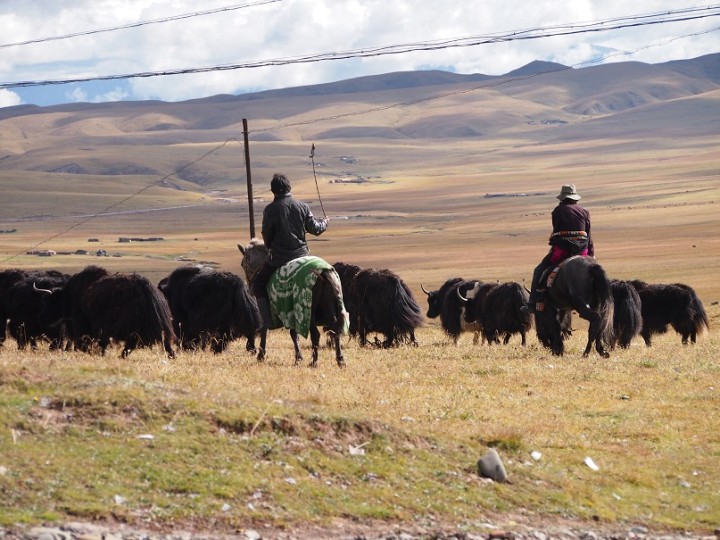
[0,259,710,362]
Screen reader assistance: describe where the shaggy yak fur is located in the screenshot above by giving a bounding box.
[344,267,424,347]
[462,281,532,346]
[1,269,70,350]
[629,279,708,345]
[610,279,643,349]
[159,266,259,354]
[36,265,176,358]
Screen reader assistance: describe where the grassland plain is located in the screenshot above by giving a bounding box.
[1,61,719,538]
[0,321,719,539]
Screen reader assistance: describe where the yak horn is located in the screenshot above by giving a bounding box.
[456,287,468,303]
[420,283,430,295]
[33,282,53,295]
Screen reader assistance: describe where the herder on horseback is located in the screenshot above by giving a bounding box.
[524,184,594,313]
[251,173,329,331]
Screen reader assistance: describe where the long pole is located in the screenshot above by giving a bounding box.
[310,143,327,219]
[243,118,256,238]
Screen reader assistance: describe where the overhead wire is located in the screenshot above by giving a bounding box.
[0,0,283,50]
[1,7,718,261]
[1,5,719,89]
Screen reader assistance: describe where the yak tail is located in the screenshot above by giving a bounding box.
[137,280,177,350]
[389,279,424,336]
[687,286,709,334]
[511,281,533,328]
[612,281,643,348]
[590,263,614,347]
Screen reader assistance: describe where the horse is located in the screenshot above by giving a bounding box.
[534,256,614,357]
[237,239,347,367]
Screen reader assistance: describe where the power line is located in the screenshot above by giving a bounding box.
[0,0,283,50]
[0,138,243,264]
[248,24,720,134]
[2,5,719,90]
[2,11,718,259]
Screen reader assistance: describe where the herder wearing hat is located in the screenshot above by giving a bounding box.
[523,184,594,313]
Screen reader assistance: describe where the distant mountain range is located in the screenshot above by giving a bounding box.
[0,53,718,185]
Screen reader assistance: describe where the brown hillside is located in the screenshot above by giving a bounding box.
[0,55,718,304]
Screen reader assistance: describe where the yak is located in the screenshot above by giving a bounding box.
[421,277,482,344]
[1,269,70,350]
[35,265,176,358]
[610,279,643,348]
[629,279,708,345]
[340,266,423,347]
[460,281,532,346]
[159,266,259,353]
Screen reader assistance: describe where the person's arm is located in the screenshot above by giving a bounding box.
[303,207,328,236]
[585,211,594,257]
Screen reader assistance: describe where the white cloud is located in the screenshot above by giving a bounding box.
[0,89,22,107]
[66,87,88,103]
[1,0,718,106]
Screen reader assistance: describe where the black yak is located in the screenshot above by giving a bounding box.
[159,266,259,353]
[460,281,532,346]
[35,265,176,358]
[1,269,70,350]
[422,278,482,344]
[345,267,423,347]
[629,279,708,345]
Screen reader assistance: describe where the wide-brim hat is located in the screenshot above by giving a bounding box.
[557,184,581,201]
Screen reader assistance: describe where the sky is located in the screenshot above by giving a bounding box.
[1,0,719,108]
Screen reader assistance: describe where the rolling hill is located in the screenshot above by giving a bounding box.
[0,53,718,302]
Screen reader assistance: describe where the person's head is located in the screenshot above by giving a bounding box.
[270,173,292,195]
[557,184,581,202]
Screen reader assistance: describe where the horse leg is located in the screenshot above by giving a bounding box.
[309,325,321,367]
[582,312,610,359]
[163,332,176,359]
[256,329,267,361]
[290,329,303,365]
[246,334,256,352]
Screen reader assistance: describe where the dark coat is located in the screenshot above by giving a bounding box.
[262,193,327,266]
[550,201,594,256]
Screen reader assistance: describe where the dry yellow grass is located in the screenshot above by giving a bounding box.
[1,65,719,535]
[1,318,718,533]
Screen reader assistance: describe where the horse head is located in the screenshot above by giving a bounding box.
[237,238,269,284]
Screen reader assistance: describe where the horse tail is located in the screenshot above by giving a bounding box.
[590,263,614,346]
[325,269,349,336]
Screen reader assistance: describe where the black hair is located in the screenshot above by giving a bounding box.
[270,173,291,195]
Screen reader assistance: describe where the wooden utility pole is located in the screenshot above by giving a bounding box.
[242,118,256,238]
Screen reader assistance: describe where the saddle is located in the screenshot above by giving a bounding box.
[535,255,582,311]
[267,256,348,338]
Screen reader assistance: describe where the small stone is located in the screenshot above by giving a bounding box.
[477,448,508,483]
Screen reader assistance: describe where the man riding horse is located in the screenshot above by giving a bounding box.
[524,184,594,313]
[251,173,329,331]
